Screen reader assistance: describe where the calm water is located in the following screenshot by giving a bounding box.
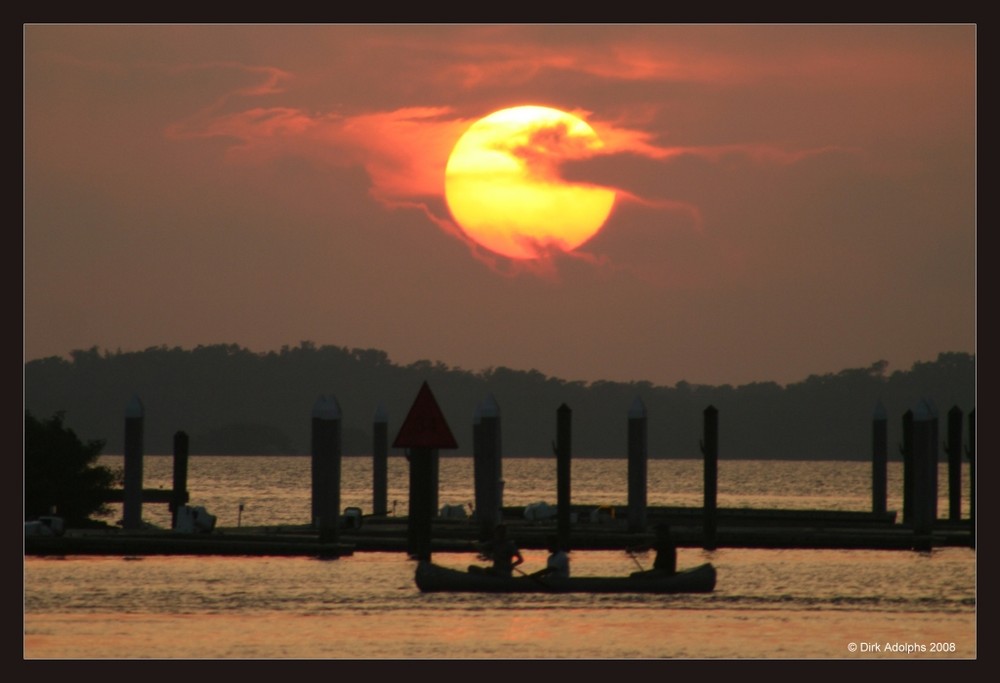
[23,456,976,660]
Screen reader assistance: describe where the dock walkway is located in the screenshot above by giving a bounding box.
[25,506,973,557]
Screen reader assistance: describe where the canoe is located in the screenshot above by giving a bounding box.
[414,560,716,594]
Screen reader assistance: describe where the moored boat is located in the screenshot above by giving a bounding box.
[414,560,716,594]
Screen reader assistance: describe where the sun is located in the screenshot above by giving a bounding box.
[445,105,616,260]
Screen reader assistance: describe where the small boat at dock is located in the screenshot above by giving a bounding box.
[414,560,716,594]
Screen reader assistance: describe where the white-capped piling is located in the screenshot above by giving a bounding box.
[474,395,502,539]
[472,408,483,525]
[900,409,914,524]
[627,397,648,532]
[372,404,388,516]
[311,395,342,542]
[122,395,145,530]
[946,405,964,522]
[486,395,503,517]
[701,405,719,550]
[871,401,888,515]
[911,399,937,548]
[928,399,940,515]
[171,431,190,529]
[555,403,572,551]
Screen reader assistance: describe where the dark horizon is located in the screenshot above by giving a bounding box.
[25,344,975,460]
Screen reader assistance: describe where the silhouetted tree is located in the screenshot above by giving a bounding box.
[23,345,975,460]
[24,411,117,525]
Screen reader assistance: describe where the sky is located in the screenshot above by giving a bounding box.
[23,24,976,388]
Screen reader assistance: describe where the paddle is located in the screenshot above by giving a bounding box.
[626,548,646,572]
[515,565,554,590]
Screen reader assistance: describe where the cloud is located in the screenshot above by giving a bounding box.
[149,28,965,284]
[166,75,464,201]
[24,25,975,387]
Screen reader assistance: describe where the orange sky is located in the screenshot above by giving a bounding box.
[23,24,976,387]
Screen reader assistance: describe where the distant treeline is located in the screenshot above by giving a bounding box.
[23,344,975,461]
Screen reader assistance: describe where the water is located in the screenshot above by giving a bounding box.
[23,457,976,659]
[78,455,974,528]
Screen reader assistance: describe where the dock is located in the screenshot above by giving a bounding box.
[24,505,973,558]
[27,392,971,559]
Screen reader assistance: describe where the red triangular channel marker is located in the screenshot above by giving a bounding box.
[393,381,459,449]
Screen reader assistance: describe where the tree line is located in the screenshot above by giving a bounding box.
[24,344,975,461]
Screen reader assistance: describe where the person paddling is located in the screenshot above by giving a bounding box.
[651,523,677,575]
[477,524,524,577]
[628,523,677,576]
[532,535,570,579]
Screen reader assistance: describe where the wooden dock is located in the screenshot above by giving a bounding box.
[24,505,973,557]
[54,392,970,559]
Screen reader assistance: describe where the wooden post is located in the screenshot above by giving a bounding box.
[484,394,503,528]
[372,404,388,517]
[872,401,888,515]
[701,405,718,550]
[310,396,321,525]
[946,405,963,522]
[627,397,648,532]
[556,403,572,552]
[472,406,484,536]
[122,395,144,530]
[311,395,342,542]
[170,431,190,529]
[475,395,502,539]
[900,409,914,525]
[489,395,504,517]
[407,447,435,561]
[929,399,939,522]
[967,409,975,549]
[911,400,935,550]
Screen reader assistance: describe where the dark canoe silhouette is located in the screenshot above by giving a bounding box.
[414,560,717,594]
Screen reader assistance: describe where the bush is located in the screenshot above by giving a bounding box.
[24,411,117,526]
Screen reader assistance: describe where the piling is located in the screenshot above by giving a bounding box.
[627,397,648,532]
[911,400,936,549]
[871,401,888,515]
[122,395,145,530]
[900,409,914,524]
[701,405,719,550]
[487,395,503,517]
[946,405,963,522]
[170,431,190,529]
[310,397,321,523]
[556,403,572,551]
[311,395,342,542]
[372,405,388,517]
[472,409,483,526]
[406,447,436,561]
[929,399,939,518]
[968,409,975,549]
[474,395,502,539]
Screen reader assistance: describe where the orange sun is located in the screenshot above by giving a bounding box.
[445,105,616,260]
